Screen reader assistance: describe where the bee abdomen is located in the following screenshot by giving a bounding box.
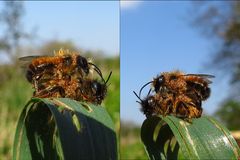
[201,87,210,100]
[140,97,155,117]
[186,81,211,101]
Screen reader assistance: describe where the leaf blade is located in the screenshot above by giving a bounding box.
[141,115,240,160]
[13,98,117,160]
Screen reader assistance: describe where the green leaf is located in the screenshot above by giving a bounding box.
[13,98,117,160]
[141,115,240,160]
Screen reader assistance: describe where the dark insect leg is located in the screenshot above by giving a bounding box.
[163,99,173,116]
[35,86,65,98]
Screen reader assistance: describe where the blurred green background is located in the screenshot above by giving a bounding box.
[120,1,240,159]
[0,42,120,160]
[0,2,119,159]
[1,1,240,160]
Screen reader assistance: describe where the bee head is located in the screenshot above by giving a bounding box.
[76,56,89,74]
[133,80,153,105]
[142,96,155,117]
[63,56,72,66]
[91,80,106,103]
[133,91,155,117]
[91,80,102,94]
[153,75,164,93]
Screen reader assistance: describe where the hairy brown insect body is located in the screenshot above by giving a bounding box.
[134,71,214,119]
[21,51,91,84]
[20,49,111,105]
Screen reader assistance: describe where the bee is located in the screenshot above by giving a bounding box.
[75,71,112,104]
[32,71,112,105]
[19,49,92,92]
[152,71,214,102]
[133,90,172,118]
[134,71,214,120]
[134,89,202,119]
[34,85,66,98]
[20,49,112,105]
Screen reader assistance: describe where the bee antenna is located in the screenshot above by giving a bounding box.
[88,62,102,75]
[107,83,111,87]
[136,101,141,104]
[139,81,153,99]
[88,62,104,80]
[147,88,152,96]
[105,71,112,84]
[133,91,142,102]
[95,68,104,80]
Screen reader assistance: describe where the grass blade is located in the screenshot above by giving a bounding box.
[13,98,117,160]
[141,115,240,160]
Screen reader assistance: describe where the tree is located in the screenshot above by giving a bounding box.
[190,1,240,128]
[215,100,240,130]
[0,1,25,60]
[191,1,240,85]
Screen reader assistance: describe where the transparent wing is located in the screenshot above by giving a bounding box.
[19,55,49,61]
[184,74,215,78]
[19,55,52,68]
[183,74,215,84]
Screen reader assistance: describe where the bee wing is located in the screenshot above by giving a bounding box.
[19,55,52,66]
[184,74,215,78]
[184,74,215,84]
[19,55,51,70]
[19,55,49,61]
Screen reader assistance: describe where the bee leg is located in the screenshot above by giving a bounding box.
[163,99,172,116]
[56,86,65,97]
[33,78,38,92]
[163,107,169,117]
[34,89,50,98]
[172,100,178,117]
[182,103,195,123]
[185,117,192,123]
[32,76,42,93]
[182,103,191,118]
[49,86,65,97]
[76,86,93,103]
[35,86,65,98]
[174,101,188,120]
[75,87,85,101]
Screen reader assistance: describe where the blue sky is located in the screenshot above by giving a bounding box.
[0,1,231,124]
[0,1,119,56]
[120,1,230,124]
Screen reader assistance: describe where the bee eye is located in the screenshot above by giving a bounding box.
[154,75,164,92]
[148,99,152,104]
[147,97,154,105]
[158,76,163,83]
[92,82,98,90]
[63,56,72,66]
[91,81,101,94]
[77,56,89,74]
